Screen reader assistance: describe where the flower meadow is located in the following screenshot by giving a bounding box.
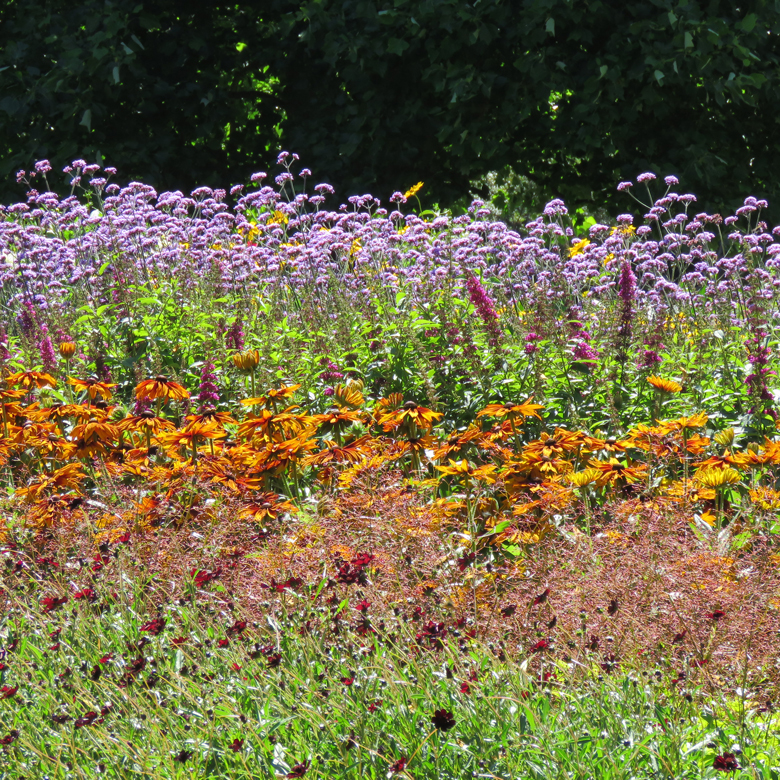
[3,159,780,777]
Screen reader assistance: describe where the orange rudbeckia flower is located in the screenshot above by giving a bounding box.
[5,370,57,389]
[135,376,190,401]
[68,376,117,400]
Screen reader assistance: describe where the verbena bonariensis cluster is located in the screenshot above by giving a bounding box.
[1,158,778,431]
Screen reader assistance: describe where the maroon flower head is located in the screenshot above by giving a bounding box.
[0,730,19,745]
[713,753,739,772]
[431,708,456,731]
[140,618,166,636]
[287,761,309,778]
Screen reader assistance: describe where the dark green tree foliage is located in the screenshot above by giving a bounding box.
[0,0,281,200]
[1,0,779,217]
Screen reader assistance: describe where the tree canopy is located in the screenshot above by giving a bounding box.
[1,0,779,216]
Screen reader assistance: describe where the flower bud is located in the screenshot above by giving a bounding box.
[231,350,260,372]
[58,342,76,359]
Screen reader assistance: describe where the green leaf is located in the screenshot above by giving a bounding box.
[684,31,693,48]
[386,38,409,56]
[740,13,758,33]
[545,17,555,35]
[79,109,92,131]
[654,69,664,83]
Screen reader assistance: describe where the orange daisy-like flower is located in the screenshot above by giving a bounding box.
[303,435,375,467]
[238,407,312,441]
[70,418,119,444]
[377,400,443,433]
[432,426,484,461]
[5,370,57,389]
[184,409,237,428]
[587,457,648,488]
[68,376,118,401]
[135,376,190,401]
[310,407,365,435]
[435,458,497,484]
[239,492,297,521]
[0,386,27,403]
[647,376,682,394]
[27,403,94,424]
[476,398,544,422]
[164,421,225,445]
[241,384,302,410]
[200,459,264,493]
[660,412,708,433]
[116,411,177,436]
[16,463,85,503]
[522,429,584,459]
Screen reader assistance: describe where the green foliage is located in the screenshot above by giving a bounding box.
[2,589,778,778]
[0,0,283,200]
[2,1,780,218]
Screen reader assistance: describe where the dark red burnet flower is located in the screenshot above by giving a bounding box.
[713,753,739,772]
[607,598,619,616]
[389,756,407,773]
[261,577,301,593]
[460,682,471,694]
[431,708,456,731]
[74,711,100,729]
[340,675,355,686]
[227,619,248,637]
[354,599,371,613]
[73,587,98,603]
[707,610,726,621]
[228,738,244,752]
[529,639,550,653]
[416,621,448,651]
[457,552,476,571]
[0,730,19,745]
[41,595,68,613]
[0,685,18,699]
[532,588,550,606]
[171,636,188,646]
[217,638,230,648]
[191,567,222,587]
[140,618,166,636]
[500,604,517,617]
[266,652,282,668]
[174,749,193,763]
[600,654,619,673]
[50,713,70,724]
[286,760,309,777]
[367,699,383,713]
[672,630,687,644]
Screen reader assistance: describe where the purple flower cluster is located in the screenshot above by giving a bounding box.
[319,359,344,383]
[37,325,57,373]
[197,361,220,410]
[225,320,245,352]
[2,159,780,410]
[466,273,501,346]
